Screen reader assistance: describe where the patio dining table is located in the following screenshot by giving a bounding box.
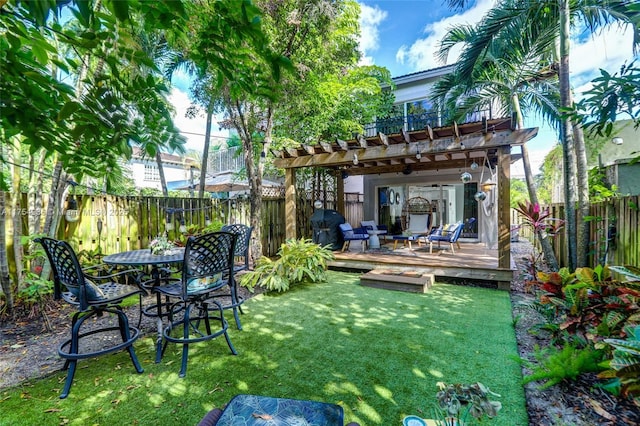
[102,248,184,363]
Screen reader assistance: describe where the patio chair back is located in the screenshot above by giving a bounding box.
[360,220,388,234]
[407,213,431,234]
[181,231,237,298]
[221,223,253,272]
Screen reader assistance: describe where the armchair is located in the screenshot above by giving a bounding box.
[338,223,369,252]
[424,221,464,254]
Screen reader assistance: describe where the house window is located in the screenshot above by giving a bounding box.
[144,164,160,182]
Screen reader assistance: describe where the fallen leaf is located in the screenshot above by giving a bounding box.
[10,344,24,349]
[589,398,616,421]
[44,408,61,413]
[111,399,121,405]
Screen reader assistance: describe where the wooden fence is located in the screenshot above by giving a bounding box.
[2,191,366,279]
[511,196,639,268]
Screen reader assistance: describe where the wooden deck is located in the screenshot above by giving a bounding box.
[329,240,516,290]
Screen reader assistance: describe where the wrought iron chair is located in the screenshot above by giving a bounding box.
[154,231,238,377]
[35,237,145,399]
[209,224,253,330]
[221,223,253,272]
[338,223,369,252]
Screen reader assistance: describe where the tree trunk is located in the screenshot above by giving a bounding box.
[559,0,577,271]
[11,144,24,291]
[199,104,213,199]
[573,123,590,267]
[156,151,168,197]
[28,152,46,235]
[0,147,14,316]
[511,93,559,270]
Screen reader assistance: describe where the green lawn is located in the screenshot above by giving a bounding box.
[0,271,527,425]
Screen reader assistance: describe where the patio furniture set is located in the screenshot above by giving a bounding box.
[340,219,464,254]
[338,196,465,254]
[35,224,253,397]
[37,224,364,424]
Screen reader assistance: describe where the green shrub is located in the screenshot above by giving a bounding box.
[240,238,335,292]
[599,325,640,407]
[523,343,604,389]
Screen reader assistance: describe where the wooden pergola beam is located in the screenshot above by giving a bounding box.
[274,128,537,169]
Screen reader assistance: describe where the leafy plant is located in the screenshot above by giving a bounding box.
[523,343,604,389]
[599,325,640,407]
[528,265,640,345]
[240,239,335,292]
[16,235,54,325]
[433,382,502,425]
[514,201,564,281]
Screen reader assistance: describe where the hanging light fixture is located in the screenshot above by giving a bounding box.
[416,142,421,160]
[481,179,496,192]
[179,217,187,233]
[165,212,174,231]
[470,161,479,170]
[65,183,80,222]
[205,214,212,226]
[460,172,472,183]
[353,153,359,165]
[474,191,487,201]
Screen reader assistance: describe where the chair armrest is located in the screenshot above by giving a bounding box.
[84,265,146,288]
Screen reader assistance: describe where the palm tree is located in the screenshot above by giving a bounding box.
[439,0,639,270]
[433,24,561,270]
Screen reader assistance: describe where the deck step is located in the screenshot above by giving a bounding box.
[360,269,434,293]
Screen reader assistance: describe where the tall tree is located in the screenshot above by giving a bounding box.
[439,0,639,269]
[433,12,561,270]
[192,0,392,261]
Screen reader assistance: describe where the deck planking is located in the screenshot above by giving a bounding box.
[329,241,516,290]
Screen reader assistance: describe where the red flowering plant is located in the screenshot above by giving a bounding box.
[514,201,564,284]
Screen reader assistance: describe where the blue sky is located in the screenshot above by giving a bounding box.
[170,0,638,174]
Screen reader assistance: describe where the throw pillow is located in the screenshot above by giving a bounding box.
[441,224,452,237]
[66,278,106,301]
[187,273,223,293]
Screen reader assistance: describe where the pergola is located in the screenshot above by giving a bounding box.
[273,117,538,270]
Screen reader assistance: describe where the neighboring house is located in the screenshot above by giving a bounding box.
[546,119,640,202]
[593,120,640,196]
[128,147,197,190]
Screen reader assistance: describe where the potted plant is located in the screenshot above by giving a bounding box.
[432,382,502,425]
[149,234,176,255]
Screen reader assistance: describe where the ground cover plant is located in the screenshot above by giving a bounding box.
[0,271,527,425]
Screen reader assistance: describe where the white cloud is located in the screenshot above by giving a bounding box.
[358,2,387,65]
[571,24,637,99]
[168,88,229,153]
[396,0,495,72]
